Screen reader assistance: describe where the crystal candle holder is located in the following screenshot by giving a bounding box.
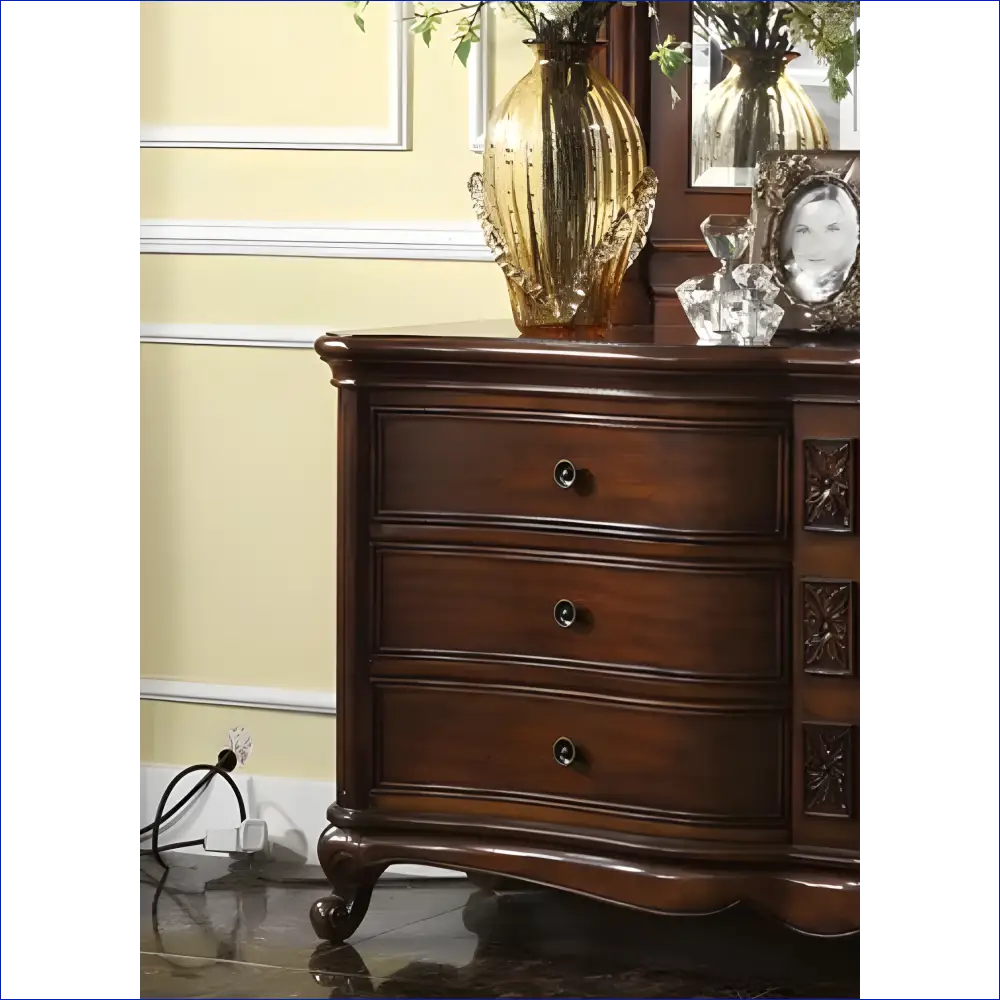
[700,214,752,334]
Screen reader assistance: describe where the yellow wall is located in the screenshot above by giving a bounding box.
[141,701,337,782]
[141,2,530,779]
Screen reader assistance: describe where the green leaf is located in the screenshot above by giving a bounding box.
[454,37,472,67]
[827,66,849,102]
[832,30,858,75]
[347,2,368,31]
[649,40,690,79]
[451,15,480,45]
[411,8,442,45]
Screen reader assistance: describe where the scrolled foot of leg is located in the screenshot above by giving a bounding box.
[312,824,385,943]
[309,893,356,944]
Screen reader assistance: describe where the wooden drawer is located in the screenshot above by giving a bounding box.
[374,683,785,825]
[375,546,786,681]
[375,408,786,540]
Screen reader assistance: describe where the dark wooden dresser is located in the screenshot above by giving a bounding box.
[312,325,859,941]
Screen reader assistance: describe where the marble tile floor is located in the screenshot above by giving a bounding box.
[140,856,859,998]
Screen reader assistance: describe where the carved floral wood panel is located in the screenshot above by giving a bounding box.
[803,439,855,533]
[803,580,856,677]
[803,723,854,818]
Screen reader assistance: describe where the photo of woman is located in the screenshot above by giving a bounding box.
[778,183,860,305]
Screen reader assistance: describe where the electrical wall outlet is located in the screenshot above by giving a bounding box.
[228,727,253,765]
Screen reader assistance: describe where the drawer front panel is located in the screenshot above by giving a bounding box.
[376,410,786,540]
[376,547,785,681]
[375,684,786,824]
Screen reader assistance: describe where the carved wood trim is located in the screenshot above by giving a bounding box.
[803,723,854,819]
[802,579,857,677]
[803,439,856,533]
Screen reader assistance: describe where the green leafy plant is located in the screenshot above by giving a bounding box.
[348,2,690,74]
[346,2,859,100]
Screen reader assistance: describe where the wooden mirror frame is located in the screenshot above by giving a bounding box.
[601,2,753,325]
[647,1,752,322]
[598,3,656,326]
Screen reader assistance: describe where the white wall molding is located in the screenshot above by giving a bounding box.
[141,678,336,716]
[140,764,459,878]
[140,219,491,262]
[840,15,865,151]
[467,6,491,153]
[140,2,413,151]
[140,324,332,349]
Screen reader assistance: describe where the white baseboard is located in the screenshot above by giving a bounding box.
[140,763,461,880]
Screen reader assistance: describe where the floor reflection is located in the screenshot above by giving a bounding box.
[140,859,858,999]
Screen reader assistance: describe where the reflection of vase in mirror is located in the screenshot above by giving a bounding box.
[692,49,829,188]
[469,41,657,341]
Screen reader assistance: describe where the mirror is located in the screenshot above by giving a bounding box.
[689,4,861,189]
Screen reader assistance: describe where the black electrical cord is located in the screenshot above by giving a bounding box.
[149,751,247,868]
[140,772,212,838]
[140,748,238,838]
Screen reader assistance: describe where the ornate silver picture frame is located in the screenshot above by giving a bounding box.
[750,150,860,333]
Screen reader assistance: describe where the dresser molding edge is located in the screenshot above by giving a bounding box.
[312,816,859,942]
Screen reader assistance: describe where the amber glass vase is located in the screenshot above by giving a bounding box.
[469,41,656,340]
[692,48,829,186]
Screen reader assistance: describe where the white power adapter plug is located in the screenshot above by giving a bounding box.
[204,819,269,856]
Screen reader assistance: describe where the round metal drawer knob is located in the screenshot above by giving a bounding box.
[552,737,577,767]
[553,459,577,489]
[553,599,577,628]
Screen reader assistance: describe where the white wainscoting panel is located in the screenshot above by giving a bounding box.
[140,2,413,151]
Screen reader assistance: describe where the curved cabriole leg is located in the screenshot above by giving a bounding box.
[309,825,386,943]
[309,887,377,944]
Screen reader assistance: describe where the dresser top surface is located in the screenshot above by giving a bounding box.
[316,320,860,376]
